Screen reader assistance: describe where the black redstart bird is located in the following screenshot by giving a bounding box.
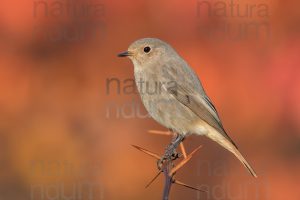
[118,38,257,177]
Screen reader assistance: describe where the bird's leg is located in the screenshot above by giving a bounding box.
[157,134,185,170]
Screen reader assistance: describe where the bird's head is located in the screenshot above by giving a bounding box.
[118,38,174,66]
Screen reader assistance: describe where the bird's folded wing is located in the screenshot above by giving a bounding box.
[166,84,238,148]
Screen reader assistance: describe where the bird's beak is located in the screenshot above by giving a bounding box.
[117,51,132,57]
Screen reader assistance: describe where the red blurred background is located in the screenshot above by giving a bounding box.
[0,0,299,199]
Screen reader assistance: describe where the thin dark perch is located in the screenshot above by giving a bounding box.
[163,163,173,200]
[132,130,204,200]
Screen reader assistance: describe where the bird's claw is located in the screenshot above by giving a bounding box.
[157,159,164,171]
[157,134,185,171]
[157,148,181,170]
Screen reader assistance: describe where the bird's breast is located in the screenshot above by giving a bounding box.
[133,68,199,134]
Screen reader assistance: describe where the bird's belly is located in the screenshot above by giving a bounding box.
[140,93,200,134]
[134,70,201,134]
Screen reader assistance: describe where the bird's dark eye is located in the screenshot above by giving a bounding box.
[144,46,151,53]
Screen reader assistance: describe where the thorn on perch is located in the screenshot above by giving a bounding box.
[148,130,174,136]
[180,142,187,159]
[169,145,202,176]
[132,130,203,199]
[173,179,206,193]
[145,171,162,188]
[131,144,161,160]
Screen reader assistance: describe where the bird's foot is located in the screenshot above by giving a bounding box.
[157,147,180,170]
[157,134,184,170]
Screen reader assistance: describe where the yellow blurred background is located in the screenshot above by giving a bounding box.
[0,0,299,199]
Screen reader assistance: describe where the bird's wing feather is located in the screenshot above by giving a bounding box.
[162,62,238,148]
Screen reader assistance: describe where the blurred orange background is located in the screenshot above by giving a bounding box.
[0,0,299,199]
